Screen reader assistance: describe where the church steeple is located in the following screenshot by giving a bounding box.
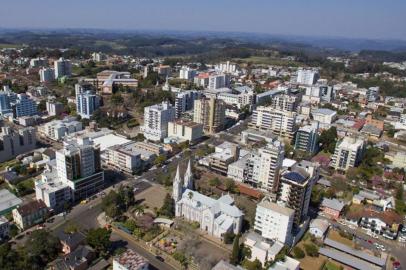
[173,165,183,202]
[184,159,194,190]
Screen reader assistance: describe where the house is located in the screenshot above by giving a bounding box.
[309,218,329,238]
[113,248,149,270]
[52,245,95,270]
[12,200,48,230]
[268,256,300,270]
[359,209,403,239]
[244,232,284,266]
[212,260,242,270]
[58,231,86,254]
[320,198,345,219]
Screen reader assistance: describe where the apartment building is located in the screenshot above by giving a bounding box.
[270,94,300,112]
[254,197,294,245]
[294,121,319,154]
[142,101,175,141]
[75,84,101,119]
[54,57,72,79]
[174,90,202,118]
[296,69,320,85]
[46,100,64,116]
[250,107,297,140]
[208,73,229,90]
[0,89,16,115]
[39,117,83,141]
[39,67,55,83]
[331,137,365,171]
[205,142,240,175]
[193,97,226,134]
[0,126,36,162]
[217,88,255,109]
[30,57,47,68]
[179,66,196,80]
[12,93,38,118]
[167,119,203,143]
[105,142,144,174]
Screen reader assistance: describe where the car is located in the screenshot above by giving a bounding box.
[46,218,54,223]
[155,255,165,262]
[368,240,373,244]
[80,199,88,204]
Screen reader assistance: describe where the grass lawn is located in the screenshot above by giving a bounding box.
[324,261,343,270]
[327,230,354,248]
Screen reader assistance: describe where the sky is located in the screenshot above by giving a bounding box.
[1,0,406,40]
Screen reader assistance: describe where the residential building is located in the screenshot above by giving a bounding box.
[142,101,175,141]
[277,161,318,226]
[54,57,72,79]
[91,52,106,62]
[331,137,365,171]
[244,232,284,267]
[39,67,55,82]
[217,87,255,109]
[174,90,202,118]
[254,197,294,244]
[193,73,210,88]
[296,69,320,85]
[35,171,72,209]
[268,256,300,270]
[204,142,240,175]
[311,108,337,126]
[58,231,86,254]
[215,61,238,74]
[12,93,38,118]
[320,198,345,219]
[75,84,101,119]
[366,86,379,102]
[30,57,47,68]
[167,119,203,143]
[212,260,240,270]
[38,117,83,141]
[0,90,16,115]
[12,200,48,230]
[174,163,244,239]
[0,189,22,215]
[359,210,402,240]
[0,216,10,240]
[113,248,149,270]
[309,218,329,238]
[46,100,64,116]
[208,73,229,90]
[0,126,36,163]
[179,66,196,80]
[193,97,225,134]
[250,107,297,140]
[53,245,95,270]
[270,94,300,112]
[294,121,319,154]
[105,142,144,174]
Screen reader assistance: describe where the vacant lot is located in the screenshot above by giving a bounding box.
[135,184,168,210]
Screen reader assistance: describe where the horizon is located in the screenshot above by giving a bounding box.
[1,0,406,40]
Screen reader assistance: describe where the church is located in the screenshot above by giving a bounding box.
[173,160,244,239]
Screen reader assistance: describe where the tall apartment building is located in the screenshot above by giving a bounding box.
[54,57,72,79]
[75,84,101,119]
[254,197,294,245]
[270,94,300,112]
[179,66,196,80]
[39,67,55,83]
[30,57,47,68]
[296,69,320,85]
[56,137,104,200]
[294,121,319,154]
[366,86,380,102]
[174,90,202,118]
[46,100,64,116]
[331,137,365,171]
[0,90,16,115]
[38,117,83,141]
[277,161,318,227]
[193,97,226,134]
[167,119,203,143]
[215,61,237,74]
[217,88,256,109]
[142,101,175,141]
[12,94,38,118]
[250,107,297,140]
[208,73,229,90]
[0,127,36,162]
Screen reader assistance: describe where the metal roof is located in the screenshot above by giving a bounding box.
[319,247,382,270]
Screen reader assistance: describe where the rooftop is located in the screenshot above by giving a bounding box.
[0,189,22,213]
[258,198,295,217]
[114,249,148,270]
[15,200,47,217]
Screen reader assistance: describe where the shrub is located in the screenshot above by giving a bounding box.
[304,243,319,257]
[293,246,305,259]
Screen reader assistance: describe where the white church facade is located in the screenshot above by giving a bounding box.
[173,160,244,239]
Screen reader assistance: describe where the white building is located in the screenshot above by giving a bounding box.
[30,57,47,68]
[0,127,36,163]
[309,218,329,238]
[215,61,237,74]
[75,84,101,119]
[254,197,294,245]
[311,108,337,126]
[217,88,255,109]
[296,69,320,85]
[174,162,244,239]
[105,142,144,174]
[39,67,55,83]
[167,119,203,143]
[250,107,297,140]
[54,57,72,79]
[179,66,196,80]
[208,73,229,90]
[142,101,175,141]
[244,232,284,267]
[39,117,83,141]
[46,100,64,116]
[331,137,365,171]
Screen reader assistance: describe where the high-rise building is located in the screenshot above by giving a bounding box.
[46,100,64,116]
[142,101,175,141]
[54,57,72,79]
[0,90,16,115]
[30,58,47,68]
[366,86,380,102]
[12,94,38,118]
[270,94,300,112]
[39,67,55,83]
[250,107,297,140]
[215,61,237,74]
[0,127,36,163]
[56,137,104,200]
[277,161,318,227]
[294,121,319,154]
[296,69,320,85]
[174,90,202,118]
[193,97,225,134]
[75,84,101,119]
[331,137,365,171]
[208,73,229,90]
[179,66,197,80]
[254,197,294,244]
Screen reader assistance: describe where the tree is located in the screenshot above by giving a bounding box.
[303,243,319,257]
[225,179,236,193]
[230,234,240,265]
[86,228,111,255]
[158,193,175,218]
[209,177,220,187]
[154,155,167,167]
[318,126,337,154]
[111,92,124,105]
[25,229,61,267]
[292,246,305,259]
[242,258,263,270]
[223,232,235,244]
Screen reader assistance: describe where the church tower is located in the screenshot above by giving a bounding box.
[173,165,183,202]
[184,159,194,190]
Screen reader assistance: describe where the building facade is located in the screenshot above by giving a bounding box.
[193,97,226,134]
[331,137,365,171]
[142,101,175,141]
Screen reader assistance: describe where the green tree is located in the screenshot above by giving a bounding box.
[209,177,220,187]
[111,92,124,105]
[292,246,305,259]
[25,230,61,267]
[303,243,319,257]
[230,234,240,265]
[223,232,235,244]
[154,155,167,167]
[86,228,111,255]
[225,179,236,193]
[242,258,263,270]
[158,193,175,218]
[318,126,337,154]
